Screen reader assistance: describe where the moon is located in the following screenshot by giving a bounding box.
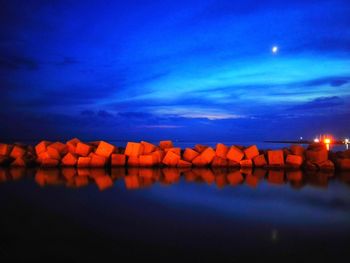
[272,46,278,54]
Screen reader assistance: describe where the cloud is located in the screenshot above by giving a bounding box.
[290,96,344,110]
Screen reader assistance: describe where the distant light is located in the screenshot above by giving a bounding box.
[272,46,278,54]
[345,138,349,144]
[300,137,303,140]
[314,138,320,143]
[324,138,331,144]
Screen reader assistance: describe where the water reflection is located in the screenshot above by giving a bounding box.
[1,167,349,191]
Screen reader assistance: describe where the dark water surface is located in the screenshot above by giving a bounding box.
[1,167,350,262]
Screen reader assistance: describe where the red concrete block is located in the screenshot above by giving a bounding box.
[286,154,303,167]
[95,141,115,158]
[66,138,80,153]
[183,148,199,162]
[124,142,144,157]
[240,159,253,167]
[10,145,26,159]
[162,151,180,166]
[0,143,10,156]
[35,141,51,155]
[61,153,78,166]
[192,155,208,166]
[337,159,350,170]
[177,159,192,168]
[124,175,141,189]
[268,170,284,184]
[159,140,174,150]
[41,158,59,167]
[90,153,107,167]
[228,160,240,167]
[127,156,139,166]
[290,145,305,156]
[215,143,229,159]
[46,146,61,160]
[94,175,113,191]
[139,154,156,167]
[111,154,126,166]
[306,149,328,163]
[244,145,259,160]
[165,147,181,156]
[267,150,285,166]
[77,157,91,167]
[141,141,156,154]
[75,142,92,157]
[211,157,228,167]
[200,147,216,164]
[194,144,208,153]
[11,157,27,167]
[226,146,244,163]
[253,154,267,167]
[49,142,67,156]
[227,170,244,185]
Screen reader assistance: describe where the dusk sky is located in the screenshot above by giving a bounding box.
[1,0,350,143]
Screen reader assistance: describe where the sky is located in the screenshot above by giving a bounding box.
[0,0,350,143]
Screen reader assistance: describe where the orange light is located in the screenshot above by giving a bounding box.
[324,138,331,144]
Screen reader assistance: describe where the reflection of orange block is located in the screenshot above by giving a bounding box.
[244,145,259,160]
[240,159,253,167]
[201,147,216,164]
[75,142,92,157]
[199,169,215,184]
[165,147,181,156]
[127,156,139,166]
[41,158,59,167]
[194,144,207,153]
[62,153,78,166]
[9,168,25,180]
[10,146,26,159]
[253,168,266,178]
[139,155,156,167]
[245,174,259,187]
[111,154,126,166]
[66,138,80,153]
[162,168,180,183]
[286,154,303,167]
[141,141,156,154]
[0,143,10,156]
[216,143,228,159]
[77,157,91,167]
[139,168,158,179]
[215,174,227,188]
[125,142,143,157]
[177,159,192,168]
[227,170,243,185]
[49,142,67,156]
[162,151,180,166]
[192,155,208,166]
[287,170,302,181]
[35,141,51,155]
[226,146,244,163]
[183,148,199,162]
[11,157,26,167]
[337,159,350,170]
[47,146,61,160]
[211,157,228,167]
[90,153,107,167]
[253,154,267,167]
[95,175,113,191]
[95,141,115,158]
[62,168,76,179]
[268,150,285,166]
[290,145,305,156]
[268,170,284,184]
[124,175,141,189]
[75,176,89,187]
[183,170,197,181]
[159,140,174,150]
[77,168,90,177]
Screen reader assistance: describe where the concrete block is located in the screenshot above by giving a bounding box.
[127,156,139,166]
[240,159,253,167]
[226,146,244,163]
[268,150,285,166]
[0,143,10,156]
[94,175,113,191]
[139,154,156,167]
[183,148,199,162]
[177,159,192,168]
[35,141,51,155]
[286,154,303,167]
[227,170,244,185]
[336,158,350,170]
[77,157,91,167]
[228,160,240,167]
[244,145,259,160]
[125,142,143,157]
[49,142,67,156]
[141,141,156,154]
[90,153,107,167]
[253,154,267,167]
[75,142,92,157]
[61,153,78,166]
[46,146,61,160]
[111,154,126,166]
[215,143,229,159]
[41,158,59,167]
[151,150,165,164]
[11,157,27,167]
[162,151,180,166]
[159,140,174,150]
[290,145,305,156]
[165,147,181,156]
[306,149,328,163]
[194,144,208,153]
[95,141,115,158]
[211,157,228,167]
[66,138,80,153]
[192,155,208,166]
[200,147,216,164]
[10,145,26,159]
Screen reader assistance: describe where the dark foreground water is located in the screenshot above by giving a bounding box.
[1,167,350,262]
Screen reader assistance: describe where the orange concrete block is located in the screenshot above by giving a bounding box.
[127,156,139,166]
[162,151,180,166]
[253,154,267,167]
[226,146,244,163]
[240,159,253,167]
[215,143,229,159]
[227,170,244,185]
[151,150,165,164]
[192,155,208,166]
[95,141,115,158]
[0,143,10,156]
[49,142,67,156]
[194,144,208,153]
[35,141,51,155]
[11,157,27,167]
[177,159,192,168]
[46,146,61,160]
[90,153,107,167]
[124,142,144,157]
[124,175,141,189]
[10,145,26,159]
[139,154,156,167]
[141,141,156,154]
[75,142,92,157]
[37,151,51,162]
[211,156,228,167]
[77,157,91,167]
[228,160,240,167]
[159,140,174,150]
[183,148,199,162]
[306,149,328,163]
[200,147,216,164]
[41,158,59,167]
[267,150,285,166]
[111,154,126,166]
[61,153,78,166]
[94,175,113,191]
[290,145,305,156]
[66,138,80,153]
[244,145,259,160]
[286,154,303,167]
[268,170,284,184]
[165,147,181,156]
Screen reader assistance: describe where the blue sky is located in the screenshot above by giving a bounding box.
[1,0,350,142]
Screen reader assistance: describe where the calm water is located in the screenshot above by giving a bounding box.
[0,167,350,262]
